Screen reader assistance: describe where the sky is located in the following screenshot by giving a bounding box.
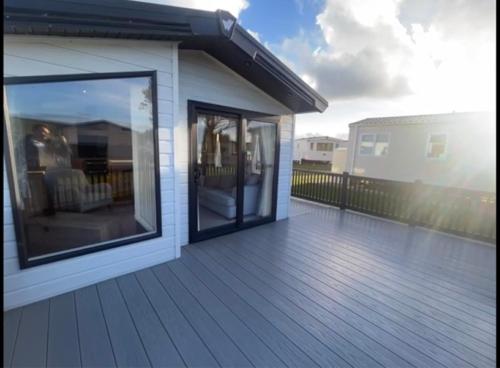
[7,77,152,128]
[137,0,496,139]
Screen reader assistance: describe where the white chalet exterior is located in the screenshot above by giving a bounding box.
[3,0,327,310]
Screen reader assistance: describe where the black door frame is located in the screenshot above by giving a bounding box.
[188,100,281,243]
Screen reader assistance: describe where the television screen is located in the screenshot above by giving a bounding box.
[77,134,108,158]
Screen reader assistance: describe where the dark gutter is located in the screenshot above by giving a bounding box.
[4,0,328,113]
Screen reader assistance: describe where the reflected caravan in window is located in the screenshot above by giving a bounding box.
[4,72,161,267]
[316,142,334,151]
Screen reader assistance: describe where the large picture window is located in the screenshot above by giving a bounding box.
[4,72,161,267]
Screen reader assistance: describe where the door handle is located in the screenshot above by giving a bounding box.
[194,168,201,184]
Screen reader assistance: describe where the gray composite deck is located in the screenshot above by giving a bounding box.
[4,199,496,368]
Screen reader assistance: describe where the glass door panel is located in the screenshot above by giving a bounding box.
[243,120,277,222]
[195,113,239,232]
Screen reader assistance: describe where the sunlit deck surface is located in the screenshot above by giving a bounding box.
[4,199,496,368]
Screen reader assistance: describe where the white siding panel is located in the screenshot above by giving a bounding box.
[3,190,11,206]
[3,35,178,310]
[276,115,295,220]
[5,36,174,72]
[177,50,294,244]
[0,236,176,289]
[4,225,16,243]
[4,242,18,260]
[157,72,173,87]
[5,247,174,309]
[4,54,88,76]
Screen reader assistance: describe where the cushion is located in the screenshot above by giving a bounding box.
[219,175,236,189]
[199,187,235,207]
[245,174,261,185]
[204,175,220,188]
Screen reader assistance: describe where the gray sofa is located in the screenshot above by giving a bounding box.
[198,174,261,219]
[44,167,113,213]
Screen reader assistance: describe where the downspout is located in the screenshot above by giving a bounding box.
[172,41,181,257]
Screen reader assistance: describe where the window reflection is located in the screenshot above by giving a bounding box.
[196,114,238,230]
[4,75,159,262]
[244,121,276,221]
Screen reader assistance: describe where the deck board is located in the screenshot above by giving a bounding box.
[282,220,496,331]
[199,244,411,368]
[290,216,497,305]
[290,210,495,293]
[3,308,21,367]
[47,292,81,367]
[228,234,496,359]
[75,285,116,367]
[116,273,186,368]
[152,263,252,367]
[290,204,496,295]
[4,199,496,368]
[186,246,356,368]
[199,243,449,368]
[134,268,220,367]
[179,250,319,368]
[289,224,497,312]
[237,222,496,345]
[213,231,494,368]
[168,260,286,367]
[11,300,49,367]
[97,279,151,367]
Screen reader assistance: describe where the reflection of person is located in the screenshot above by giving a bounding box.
[24,124,72,216]
[25,124,50,169]
[25,124,72,169]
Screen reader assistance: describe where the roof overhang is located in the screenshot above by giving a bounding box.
[4,0,328,114]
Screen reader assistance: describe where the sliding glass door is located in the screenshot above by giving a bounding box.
[189,102,279,242]
[195,113,239,233]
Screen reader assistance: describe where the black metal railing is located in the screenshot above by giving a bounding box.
[292,169,496,244]
[204,165,237,177]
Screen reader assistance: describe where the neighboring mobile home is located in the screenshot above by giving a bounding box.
[345,112,495,191]
[3,0,327,309]
[294,136,347,169]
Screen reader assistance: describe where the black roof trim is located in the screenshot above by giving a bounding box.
[4,0,328,113]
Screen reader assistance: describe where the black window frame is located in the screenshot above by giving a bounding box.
[3,70,163,269]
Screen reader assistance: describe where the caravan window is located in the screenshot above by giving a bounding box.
[316,143,334,151]
[426,133,447,159]
[359,133,389,156]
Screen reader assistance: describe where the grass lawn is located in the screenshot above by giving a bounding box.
[293,161,332,172]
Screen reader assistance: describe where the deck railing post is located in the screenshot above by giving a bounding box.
[340,171,349,210]
[409,179,423,226]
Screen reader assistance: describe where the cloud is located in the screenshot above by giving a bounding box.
[246,29,261,42]
[400,0,495,41]
[278,35,411,99]
[269,0,495,104]
[131,0,249,17]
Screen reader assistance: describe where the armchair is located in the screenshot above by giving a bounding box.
[44,167,113,213]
